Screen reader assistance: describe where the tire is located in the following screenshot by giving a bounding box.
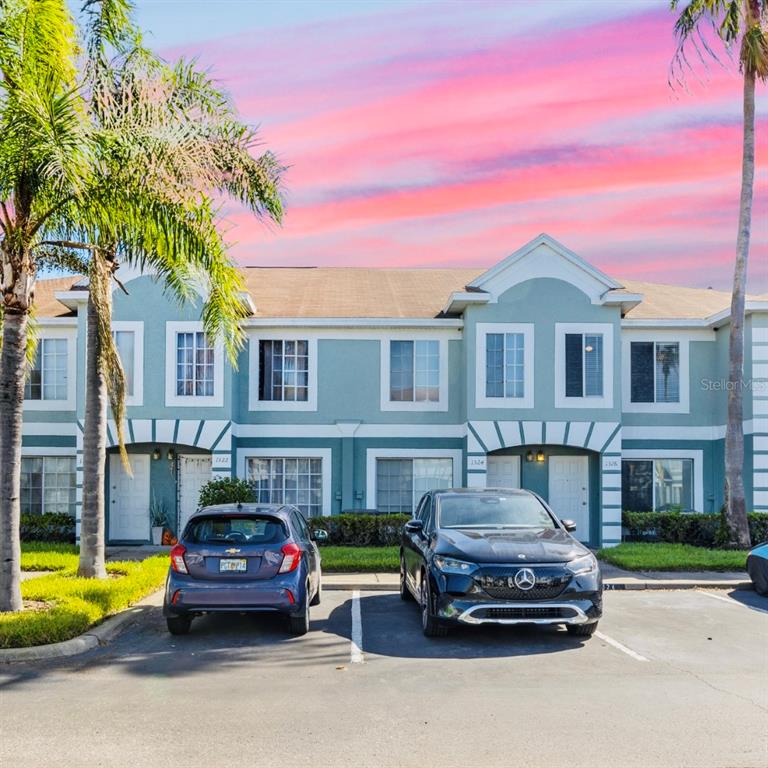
[310,576,322,606]
[400,555,414,602]
[289,597,310,636]
[747,558,768,596]
[420,575,447,638]
[166,615,192,636]
[566,621,598,637]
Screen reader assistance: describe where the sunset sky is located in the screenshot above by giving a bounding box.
[133,0,767,291]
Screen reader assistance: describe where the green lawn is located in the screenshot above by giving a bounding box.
[2,543,168,649]
[597,543,748,572]
[320,546,399,572]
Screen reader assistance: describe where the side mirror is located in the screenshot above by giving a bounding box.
[561,519,577,533]
[311,529,329,542]
[404,519,424,534]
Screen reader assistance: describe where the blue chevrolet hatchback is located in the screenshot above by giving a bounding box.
[163,504,326,636]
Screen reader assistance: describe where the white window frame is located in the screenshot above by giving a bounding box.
[554,322,613,409]
[621,449,703,513]
[365,448,463,511]
[20,447,78,516]
[248,333,318,412]
[475,323,534,409]
[622,331,691,414]
[112,321,144,407]
[165,321,224,407]
[23,329,76,411]
[380,333,448,412]
[236,447,332,516]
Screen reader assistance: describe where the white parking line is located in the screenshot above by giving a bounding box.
[595,630,649,662]
[697,590,768,613]
[350,590,364,664]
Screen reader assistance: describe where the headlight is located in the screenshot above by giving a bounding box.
[566,553,597,576]
[433,556,477,574]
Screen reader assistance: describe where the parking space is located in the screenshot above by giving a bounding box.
[1,589,766,768]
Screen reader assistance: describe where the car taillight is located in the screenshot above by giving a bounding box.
[279,542,302,574]
[170,543,188,574]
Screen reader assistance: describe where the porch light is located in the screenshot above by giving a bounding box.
[167,448,176,462]
[536,449,545,463]
[526,450,534,462]
[151,448,161,461]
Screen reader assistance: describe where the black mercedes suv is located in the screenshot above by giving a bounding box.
[400,488,602,638]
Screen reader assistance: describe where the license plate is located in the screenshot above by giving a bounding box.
[219,558,247,572]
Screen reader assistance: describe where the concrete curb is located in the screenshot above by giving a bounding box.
[0,589,163,664]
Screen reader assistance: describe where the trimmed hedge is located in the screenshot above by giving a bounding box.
[20,513,75,543]
[198,478,255,508]
[308,514,410,547]
[622,511,768,547]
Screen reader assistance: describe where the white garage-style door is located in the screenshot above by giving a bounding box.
[548,455,590,541]
[178,454,212,534]
[486,455,521,489]
[109,453,150,541]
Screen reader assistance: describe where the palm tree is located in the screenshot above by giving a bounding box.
[58,2,284,579]
[0,0,93,611]
[671,0,767,548]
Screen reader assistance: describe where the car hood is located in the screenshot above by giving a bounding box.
[433,527,588,564]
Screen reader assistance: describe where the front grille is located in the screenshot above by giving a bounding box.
[476,568,571,600]
[480,607,565,620]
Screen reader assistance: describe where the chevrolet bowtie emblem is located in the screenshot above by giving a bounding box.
[224,548,241,555]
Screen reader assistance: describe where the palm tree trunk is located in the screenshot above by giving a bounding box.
[78,259,110,579]
[0,310,28,611]
[724,66,755,550]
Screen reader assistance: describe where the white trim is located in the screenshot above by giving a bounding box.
[554,323,614,409]
[232,423,467,439]
[380,333,448,412]
[31,316,78,326]
[242,317,464,329]
[475,323,535,409]
[112,321,144,407]
[21,421,78,436]
[365,448,463,509]
[164,321,224,408]
[20,447,77,456]
[248,333,318,412]
[236,447,332,517]
[621,333,691,414]
[468,234,622,304]
[23,328,77,411]
[622,425,726,441]
[621,449,703,512]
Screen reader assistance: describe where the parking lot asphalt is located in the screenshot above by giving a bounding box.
[1,589,766,768]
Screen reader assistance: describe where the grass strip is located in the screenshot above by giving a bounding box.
[597,543,748,572]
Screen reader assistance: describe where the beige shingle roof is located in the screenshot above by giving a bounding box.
[32,268,766,321]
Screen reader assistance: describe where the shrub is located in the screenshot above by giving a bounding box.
[20,513,75,543]
[198,477,255,508]
[308,514,410,547]
[622,511,768,547]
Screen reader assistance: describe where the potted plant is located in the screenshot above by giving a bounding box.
[149,494,168,546]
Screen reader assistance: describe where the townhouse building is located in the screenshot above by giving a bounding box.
[23,234,768,548]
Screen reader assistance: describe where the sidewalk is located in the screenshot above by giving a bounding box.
[323,563,752,592]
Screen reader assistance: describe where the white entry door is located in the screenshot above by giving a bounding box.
[178,455,212,533]
[109,453,150,541]
[548,455,590,541]
[487,455,521,489]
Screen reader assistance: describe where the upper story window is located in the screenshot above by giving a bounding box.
[554,323,613,409]
[390,340,439,402]
[475,323,534,409]
[176,331,214,397]
[259,339,309,402]
[114,331,135,397]
[630,342,680,403]
[381,336,448,412]
[565,332,603,398]
[165,321,223,407]
[249,334,317,411]
[111,322,143,406]
[25,338,67,400]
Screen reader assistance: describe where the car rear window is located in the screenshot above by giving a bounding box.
[438,494,556,529]
[186,515,288,545]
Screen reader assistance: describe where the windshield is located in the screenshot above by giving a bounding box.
[437,494,556,529]
[186,515,288,545]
